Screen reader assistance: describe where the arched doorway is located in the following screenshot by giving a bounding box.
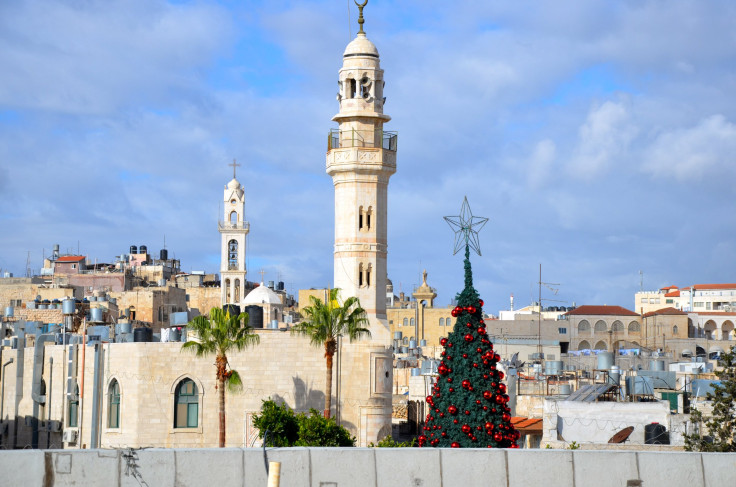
[721,320,734,341]
[704,320,717,340]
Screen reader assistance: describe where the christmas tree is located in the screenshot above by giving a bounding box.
[419,198,519,448]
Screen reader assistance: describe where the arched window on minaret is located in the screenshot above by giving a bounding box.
[347,78,356,99]
[358,263,364,287]
[358,205,364,230]
[366,264,372,288]
[234,279,240,302]
[366,206,372,231]
[225,279,231,302]
[229,211,238,224]
[228,240,238,270]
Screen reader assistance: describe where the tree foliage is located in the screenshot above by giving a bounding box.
[182,307,259,447]
[290,288,370,417]
[252,399,355,447]
[684,349,736,452]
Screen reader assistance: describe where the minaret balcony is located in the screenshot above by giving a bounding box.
[327,129,397,152]
[218,221,250,232]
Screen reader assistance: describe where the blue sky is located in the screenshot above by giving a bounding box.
[1,0,735,315]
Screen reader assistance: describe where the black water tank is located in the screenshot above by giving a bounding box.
[277,281,285,291]
[244,305,263,329]
[160,249,168,261]
[139,245,148,255]
[644,423,669,444]
[133,327,153,343]
[130,245,137,255]
[223,304,241,317]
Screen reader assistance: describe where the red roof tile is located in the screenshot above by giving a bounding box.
[565,305,639,317]
[643,307,687,318]
[681,284,736,291]
[56,256,85,263]
[660,285,679,291]
[511,417,543,433]
[664,290,680,297]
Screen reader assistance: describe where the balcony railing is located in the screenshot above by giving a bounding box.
[218,221,250,231]
[327,129,397,152]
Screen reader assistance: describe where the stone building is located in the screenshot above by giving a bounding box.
[564,305,642,351]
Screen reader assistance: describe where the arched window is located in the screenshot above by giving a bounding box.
[348,78,356,98]
[578,320,590,333]
[228,240,238,270]
[108,379,120,428]
[358,205,364,230]
[229,211,237,224]
[225,278,231,303]
[402,336,408,346]
[628,321,640,333]
[439,318,444,327]
[234,279,240,302]
[402,318,408,327]
[672,325,679,336]
[594,340,608,351]
[358,263,364,287]
[366,264,372,288]
[174,379,199,428]
[611,321,624,332]
[410,318,415,327]
[594,320,607,332]
[577,340,591,350]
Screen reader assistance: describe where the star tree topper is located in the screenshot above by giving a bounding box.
[444,197,489,256]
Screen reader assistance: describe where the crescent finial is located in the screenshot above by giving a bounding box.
[354,0,368,34]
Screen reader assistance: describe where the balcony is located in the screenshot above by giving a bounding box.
[327,129,397,152]
[218,221,250,231]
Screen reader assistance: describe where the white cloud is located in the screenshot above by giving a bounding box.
[567,100,637,180]
[526,139,556,189]
[642,115,736,181]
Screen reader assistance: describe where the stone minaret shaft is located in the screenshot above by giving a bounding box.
[326,30,397,345]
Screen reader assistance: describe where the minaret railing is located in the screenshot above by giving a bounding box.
[327,129,397,151]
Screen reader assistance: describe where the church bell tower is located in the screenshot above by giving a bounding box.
[219,162,249,307]
[326,2,397,345]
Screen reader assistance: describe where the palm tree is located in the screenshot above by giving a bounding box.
[182,307,259,447]
[291,288,371,418]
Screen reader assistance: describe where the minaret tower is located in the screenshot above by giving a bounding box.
[326,1,397,345]
[219,160,249,306]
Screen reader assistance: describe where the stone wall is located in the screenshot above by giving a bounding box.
[0,448,733,487]
[0,332,392,449]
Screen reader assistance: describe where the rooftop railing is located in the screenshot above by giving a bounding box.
[327,129,398,151]
[218,221,250,231]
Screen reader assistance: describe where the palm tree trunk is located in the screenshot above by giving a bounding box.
[325,352,333,418]
[218,377,226,447]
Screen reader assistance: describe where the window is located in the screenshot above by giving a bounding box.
[558,327,567,334]
[666,299,673,304]
[228,240,238,270]
[68,385,79,427]
[578,320,590,332]
[640,297,647,303]
[174,379,199,428]
[672,325,679,336]
[706,302,712,310]
[594,320,607,332]
[402,318,408,327]
[108,379,120,428]
[229,211,237,224]
[628,321,641,333]
[611,321,624,332]
[410,318,415,327]
[439,318,444,327]
[694,302,704,308]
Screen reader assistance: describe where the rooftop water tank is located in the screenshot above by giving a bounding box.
[650,360,665,371]
[133,327,153,343]
[89,308,104,323]
[139,245,147,254]
[169,328,182,342]
[409,339,417,349]
[4,307,14,318]
[267,281,275,289]
[411,368,421,377]
[393,331,402,340]
[223,304,241,317]
[87,325,110,342]
[277,281,285,291]
[597,352,614,370]
[160,249,168,261]
[130,245,137,255]
[244,305,263,329]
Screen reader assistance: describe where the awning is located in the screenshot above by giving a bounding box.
[681,349,693,356]
[709,346,724,353]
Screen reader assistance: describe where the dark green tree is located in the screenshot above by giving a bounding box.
[420,198,518,448]
[251,399,355,447]
[684,349,736,452]
[182,307,259,447]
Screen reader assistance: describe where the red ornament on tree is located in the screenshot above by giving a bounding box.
[498,383,507,394]
[464,333,474,342]
[448,405,458,415]
[418,435,427,447]
[451,442,460,448]
[467,306,477,314]
[461,424,471,434]
[461,379,471,389]
[494,433,503,442]
[440,337,448,346]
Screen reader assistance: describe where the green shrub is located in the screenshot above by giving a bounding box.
[252,399,299,447]
[252,400,355,447]
[369,435,416,447]
[295,409,356,447]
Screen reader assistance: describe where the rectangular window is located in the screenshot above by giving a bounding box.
[706,302,712,310]
[694,302,704,308]
[654,298,660,304]
[68,401,78,427]
[649,298,656,304]
[558,327,567,334]
[640,297,647,303]
[666,299,673,304]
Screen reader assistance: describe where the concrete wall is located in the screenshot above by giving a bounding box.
[0,448,734,487]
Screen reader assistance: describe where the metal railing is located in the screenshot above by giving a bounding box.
[218,221,250,231]
[327,129,397,151]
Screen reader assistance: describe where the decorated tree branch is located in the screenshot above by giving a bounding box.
[419,198,519,448]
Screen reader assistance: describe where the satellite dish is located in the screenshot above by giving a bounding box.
[608,426,635,444]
